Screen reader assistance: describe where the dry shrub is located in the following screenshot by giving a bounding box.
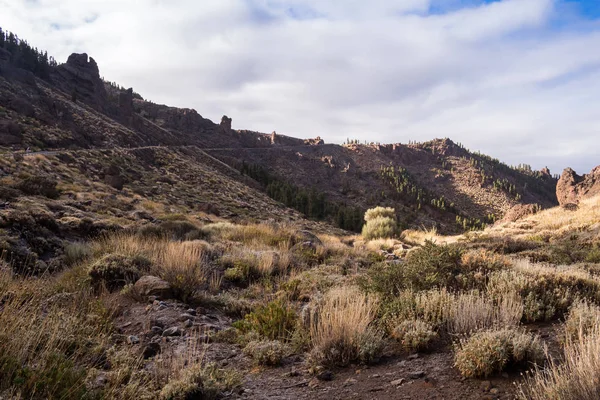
[518,324,600,400]
[243,340,288,366]
[222,248,291,283]
[563,300,600,344]
[455,328,546,378]
[233,299,297,341]
[380,288,522,336]
[392,319,437,351]
[448,291,523,336]
[309,286,383,366]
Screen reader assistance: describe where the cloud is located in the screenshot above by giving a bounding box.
[1,0,599,174]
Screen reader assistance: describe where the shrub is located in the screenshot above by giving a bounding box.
[454,329,545,378]
[64,242,92,266]
[518,325,600,400]
[364,207,396,222]
[137,221,204,241]
[160,365,204,400]
[362,241,463,296]
[88,254,151,291]
[392,319,437,351]
[362,207,398,241]
[563,300,600,343]
[233,299,297,341]
[16,175,60,199]
[243,340,288,366]
[309,286,383,366]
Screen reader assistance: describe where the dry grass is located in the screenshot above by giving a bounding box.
[518,324,600,400]
[93,233,210,300]
[448,291,523,336]
[309,286,382,366]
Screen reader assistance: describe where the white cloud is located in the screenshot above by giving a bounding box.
[1,0,599,174]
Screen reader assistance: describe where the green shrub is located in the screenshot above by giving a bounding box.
[364,207,396,222]
[454,329,545,378]
[233,299,297,341]
[392,319,438,351]
[362,241,463,296]
[362,207,398,240]
[88,254,151,291]
[16,175,60,199]
[243,340,288,366]
[585,245,600,263]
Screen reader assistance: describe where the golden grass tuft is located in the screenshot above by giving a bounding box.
[309,286,382,366]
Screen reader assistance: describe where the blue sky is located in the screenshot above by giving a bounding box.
[1,0,600,174]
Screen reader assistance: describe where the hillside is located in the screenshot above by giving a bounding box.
[0,28,557,237]
[3,27,600,400]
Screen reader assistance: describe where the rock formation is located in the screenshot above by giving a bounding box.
[52,53,107,110]
[220,115,232,132]
[556,166,600,206]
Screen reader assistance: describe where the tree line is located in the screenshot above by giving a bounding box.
[0,26,57,79]
[239,162,364,232]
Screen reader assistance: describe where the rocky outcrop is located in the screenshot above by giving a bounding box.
[220,115,232,132]
[119,88,134,118]
[51,53,107,110]
[134,276,173,300]
[501,203,540,223]
[557,166,600,206]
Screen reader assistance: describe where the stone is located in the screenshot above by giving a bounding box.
[344,378,357,387]
[480,380,493,392]
[127,335,140,345]
[179,313,196,321]
[490,388,500,395]
[184,319,193,328]
[316,370,334,381]
[134,276,173,300]
[162,327,182,337]
[390,378,405,386]
[408,371,425,379]
[407,353,419,360]
[151,326,163,335]
[142,342,161,359]
[297,230,323,246]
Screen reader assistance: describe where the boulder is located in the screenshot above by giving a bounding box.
[557,166,600,206]
[501,204,540,223]
[134,276,173,300]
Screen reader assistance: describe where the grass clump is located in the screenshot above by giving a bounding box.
[233,299,297,341]
[454,328,545,378]
[392,319,437,351]
[88,253,151,291]
[243,340,288,366]
[518,325,600,400]
[308,286,383,366]
[63,242,92,266]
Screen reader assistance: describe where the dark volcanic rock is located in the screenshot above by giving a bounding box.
[52,53,107,110]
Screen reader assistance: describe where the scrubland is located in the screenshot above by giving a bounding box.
[1,196,600,399]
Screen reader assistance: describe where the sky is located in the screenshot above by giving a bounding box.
[2,0,600,174]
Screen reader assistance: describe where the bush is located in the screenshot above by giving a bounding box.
[16,175,60,199]
[137,221,204,241]
[517,325,600,400]
[362,207,398,241]
[364,207,396,222]
[362,241,463,296]
[63,242,92,266]
[233,299,297,341]
[454,329,545,378]
[564,300,600,343]
[88,254,151,291]
[243,340,288,366]
[392,319,437,351]
[160,365,204,400]
[309,286,383,366]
